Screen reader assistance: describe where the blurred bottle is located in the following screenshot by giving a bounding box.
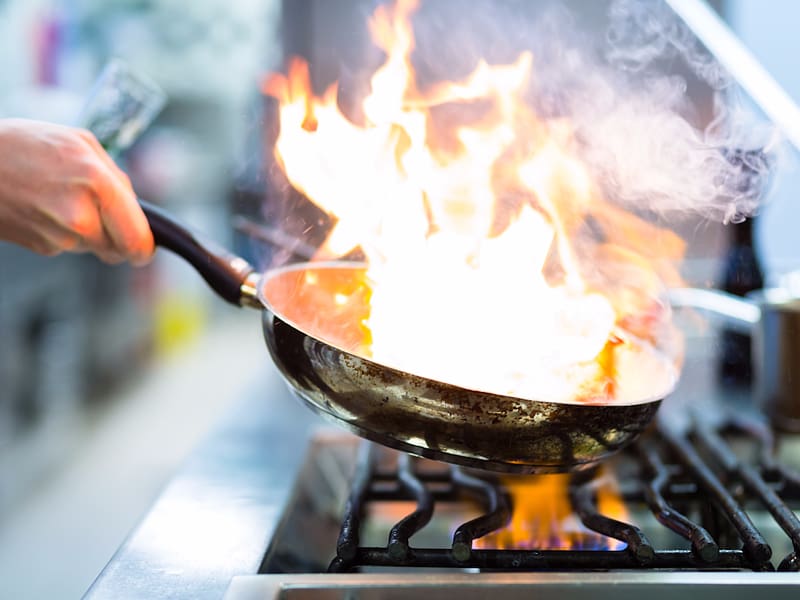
[717,217,763,387]
[717,147,769,388]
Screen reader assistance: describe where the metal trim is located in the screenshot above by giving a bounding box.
[225,572,800,600]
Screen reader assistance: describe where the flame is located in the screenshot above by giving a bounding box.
[477,470,627,551]
[262,0,683,404]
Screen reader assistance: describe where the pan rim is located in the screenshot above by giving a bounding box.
[258,260,678,407]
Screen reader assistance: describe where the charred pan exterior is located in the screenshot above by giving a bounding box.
[262,310,661,474]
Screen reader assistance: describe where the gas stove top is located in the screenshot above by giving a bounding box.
[260,421,799,575]
[232,421,800,598]
[227,415,800,599]
[83,338,800,599]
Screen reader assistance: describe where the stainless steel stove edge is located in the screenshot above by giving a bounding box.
[225,572,799,600]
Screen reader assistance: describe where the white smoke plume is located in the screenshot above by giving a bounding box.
[408,0,782,224]
[591,0,781,223]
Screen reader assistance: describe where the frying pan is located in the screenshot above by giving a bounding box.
[142,200,672,474]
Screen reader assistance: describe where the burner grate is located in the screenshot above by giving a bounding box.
[327,413,800,573]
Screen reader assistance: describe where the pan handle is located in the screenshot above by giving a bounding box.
[139,199,258,307]
[668,288,760,335]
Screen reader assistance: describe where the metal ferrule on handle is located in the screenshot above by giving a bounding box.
[139,200,259,307]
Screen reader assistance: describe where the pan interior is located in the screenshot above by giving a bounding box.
[261,262,373,358]
[259,261,677,406]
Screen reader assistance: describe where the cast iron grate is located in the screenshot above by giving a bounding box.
[328,412,800,573]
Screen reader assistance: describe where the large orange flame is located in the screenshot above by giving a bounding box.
[263,0,682,404]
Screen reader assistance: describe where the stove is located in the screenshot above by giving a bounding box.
[83,335,800,599]
[260,418,799,575]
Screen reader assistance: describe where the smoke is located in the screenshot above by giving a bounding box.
[586,0,780,223]
[606,0,731,88]
[408,0,782,224]
[570,81,777,224]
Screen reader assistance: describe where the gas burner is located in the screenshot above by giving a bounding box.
[261,411,800,574]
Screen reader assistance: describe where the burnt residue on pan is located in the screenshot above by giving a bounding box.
[263,305,662,474]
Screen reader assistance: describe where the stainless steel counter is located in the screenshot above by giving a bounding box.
[84,365,321,600]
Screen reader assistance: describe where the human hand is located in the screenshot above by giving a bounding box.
[0,118,154,265]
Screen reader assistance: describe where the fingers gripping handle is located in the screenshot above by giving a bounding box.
[139,200,256,307]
